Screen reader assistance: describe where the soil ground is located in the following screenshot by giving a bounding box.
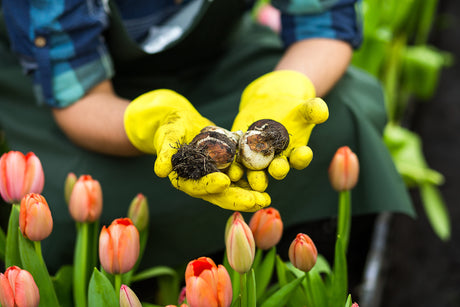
[381,1,460,306]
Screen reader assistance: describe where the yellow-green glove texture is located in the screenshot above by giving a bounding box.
[124,89,270,212]
[231,70,329,187]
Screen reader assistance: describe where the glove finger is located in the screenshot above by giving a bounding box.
[227,161,245,182]
[169,171,231,196]
[154,123,186,177]
[247,170,268,192]
[296,97,329,125]
[289,146,313,170]
[268,155,290,180]
[201,184,270,212]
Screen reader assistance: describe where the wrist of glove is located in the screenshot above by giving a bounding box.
[231,70,329,188]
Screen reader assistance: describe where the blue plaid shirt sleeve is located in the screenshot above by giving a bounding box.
[272,0,362,49]
[2,0,114,108]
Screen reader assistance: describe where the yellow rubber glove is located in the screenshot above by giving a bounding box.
[231,70,329,186]
[124,89,271,211]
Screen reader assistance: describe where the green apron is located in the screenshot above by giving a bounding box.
[0,1,414,273]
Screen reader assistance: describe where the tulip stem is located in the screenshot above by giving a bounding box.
[337,190,351,254]
[239,273,247,307]
[33,241,43,261]
[115,274,122,295]
[74,222,89,307]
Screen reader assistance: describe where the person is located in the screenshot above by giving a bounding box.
[0,0,414,273]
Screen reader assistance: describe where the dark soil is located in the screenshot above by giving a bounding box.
[381,1,460,306]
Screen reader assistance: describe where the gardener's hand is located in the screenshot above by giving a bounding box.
[231,70,329,189]
[124,89,271,211]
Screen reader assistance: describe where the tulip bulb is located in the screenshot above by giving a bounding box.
[171,126,239,179]
[239,119,289,170]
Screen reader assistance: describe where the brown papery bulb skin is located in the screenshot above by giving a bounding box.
[247,119,290,155]
[191,131,237,170]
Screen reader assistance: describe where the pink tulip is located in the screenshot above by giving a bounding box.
[249,207,283,250]
[19,193,53,241]
[256,4,281,33]
[185,257,232,307]
[0,266,40,307]
[119,284,142,307]
[328,146,360,191]
[0,151,44,204]
[99,218,139,274]
[225,212,255,274]
[68,175,103,222]
[288,233,318,273]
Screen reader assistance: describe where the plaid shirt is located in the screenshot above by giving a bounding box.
[1,0,361,107]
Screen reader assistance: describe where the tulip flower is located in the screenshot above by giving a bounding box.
[68,175,103,222]
[127,193,149,231]
[328,146,360,192]
[249,207,283,250]
[185,257,232,307]
[0,151,44,204]
[0,266,40,307]
[288,233,318,273]
[256,3,281,33]
[225,212,256,274]
[19,193,53,241]
[119,284,142,307]
[99,218,139,274]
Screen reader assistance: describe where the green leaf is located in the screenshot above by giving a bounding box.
[275,255,288,286]
[52,265,74,307]
[130,266,177,283]
[310,254,332,275]
[259,275,305,307]
[420,183,451,241]
[88,268,118,307]
[344,294,352,307]
[18,234,60,306]
[155,274,181,306]
[254,247,276,299]
[5,204,22,267]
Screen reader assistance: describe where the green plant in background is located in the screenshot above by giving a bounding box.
[352,0,453,240]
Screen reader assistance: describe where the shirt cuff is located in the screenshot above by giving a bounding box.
[279,3,362,49]
[33,43,114,108]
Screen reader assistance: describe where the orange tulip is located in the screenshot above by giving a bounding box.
[0,266,40,307]
[185,257,232,307]
[98,218,139,274]
[19,193,53,241]
[68,175,103,222]
[0,151,44,204]
[288,233,318,273]
[249,207,283,250]
[225,212,255,274]
[328,146,360,192]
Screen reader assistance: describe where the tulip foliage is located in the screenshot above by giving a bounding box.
[0,148,361,307]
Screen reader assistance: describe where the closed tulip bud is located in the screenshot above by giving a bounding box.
[64,172,77,205]
[0,151,44,204]
[185,257,232,307]
[127,193,149,231]
[99,218,140,274]
[288,233,318,273]
[119,284,142,307]
[352,303,359,307]
[68,175,103,222]
[328,146,359,192]
[19,193,53,241]
[0,266,40,307]
[249,207,283,250]
[225,212,255,274]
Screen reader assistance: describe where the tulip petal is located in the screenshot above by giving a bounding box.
[99,226,115,273]
[22,153,44,196]
[14,270,40,307]
[117,225,139,274]
[186,276,218,307]
[216,265,232,307]
[0,273,15,307]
